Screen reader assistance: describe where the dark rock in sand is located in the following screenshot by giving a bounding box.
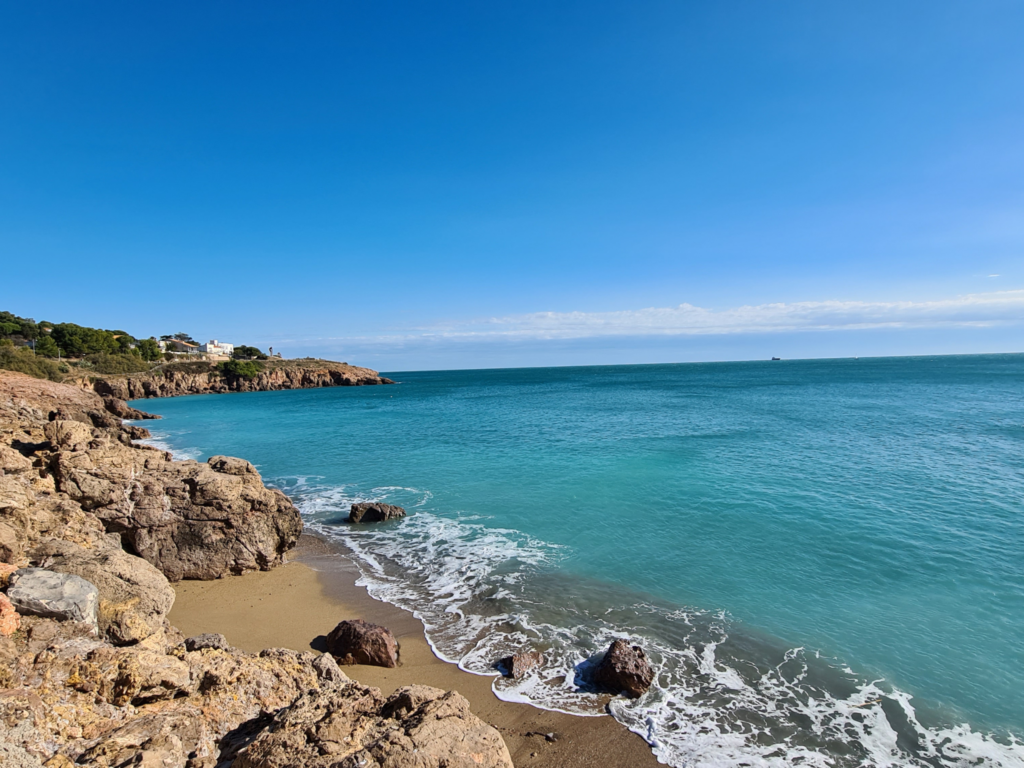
[326,618,400,668]
[349,502,407,524]
[593,638,654,698]
[499,650,544,679]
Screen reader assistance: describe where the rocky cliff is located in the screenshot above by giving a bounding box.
[0,370,512,768]
[82,359,394,401]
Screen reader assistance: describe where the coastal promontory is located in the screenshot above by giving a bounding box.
[81,357,394,400]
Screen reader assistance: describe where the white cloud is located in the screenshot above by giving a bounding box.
[413,289,1024,342]
[274,289,1024,351]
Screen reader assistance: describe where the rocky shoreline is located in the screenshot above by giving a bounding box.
[0,370,512,768]
[76,358,394,401]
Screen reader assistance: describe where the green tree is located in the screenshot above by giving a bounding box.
[49,323,119,357]
[34,335,60,357]
[232,345,268,360]
[136,338,162,361]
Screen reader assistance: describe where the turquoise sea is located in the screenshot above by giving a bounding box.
[132,354,1024,767]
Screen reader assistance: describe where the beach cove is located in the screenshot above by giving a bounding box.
[169,534,659,767]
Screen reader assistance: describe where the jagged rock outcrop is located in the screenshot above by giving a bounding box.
[0,615,512,768]
[234,684,514,768]
[593,638,654,698]
[2,370,302,584]
[49,444,303,581]
[326,619,400,668]
[348,501,407,524]
[86,360,394,401]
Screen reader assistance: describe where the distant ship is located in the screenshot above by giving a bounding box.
[771,357,781,361]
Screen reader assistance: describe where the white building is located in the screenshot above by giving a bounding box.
[200,339,234,356]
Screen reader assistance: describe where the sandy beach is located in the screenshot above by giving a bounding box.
[168,535,661,768]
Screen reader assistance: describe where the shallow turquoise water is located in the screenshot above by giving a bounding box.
[133,355,1024,766]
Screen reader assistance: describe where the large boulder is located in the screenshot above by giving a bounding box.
[7,568,99,630]
[234,684,513,768]
[326,619,400,668]
[50,445,303,581]
[30,538,174,645]
[348,502,406,524]
[593,638,655,698]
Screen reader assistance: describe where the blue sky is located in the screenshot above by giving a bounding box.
[2,2,1022,371]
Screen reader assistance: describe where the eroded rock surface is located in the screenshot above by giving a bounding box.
[234,684,513,768]
[326,619,400,668]
[31,538,174,644]
[7,568,99,629]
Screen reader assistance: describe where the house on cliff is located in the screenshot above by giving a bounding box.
[163,339,200,355]
[200,339,234,356]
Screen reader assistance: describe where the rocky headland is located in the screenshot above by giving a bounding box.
[74,358,394,401]
[0,370,512,768]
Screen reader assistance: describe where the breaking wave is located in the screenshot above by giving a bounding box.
[277,478,1024,768]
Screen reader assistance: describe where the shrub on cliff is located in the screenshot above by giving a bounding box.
[163,361,216,375]
[218,359,264,379]
[82,353,153,374]
[232,345,268,360]
[0,340,64,381]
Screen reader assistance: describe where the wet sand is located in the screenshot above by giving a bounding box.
[168,535,661,768]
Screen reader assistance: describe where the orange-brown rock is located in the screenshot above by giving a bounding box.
[0,593,19,636]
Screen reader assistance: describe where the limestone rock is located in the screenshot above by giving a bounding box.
[0,593,19,636]
[184,632,228,652]
[100,396,159,421]
[30,538,174,645]
[348,502,406,524]
[43,420,94,451]
[7,568,99,629]
[51,447,303,581]
[0,444,34,473]
[326,618,400,668]
[499,650,544,679]
[593,638,654,698]
[234,684,513,768]
[90,360,392,401]
[312,651,348,683]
